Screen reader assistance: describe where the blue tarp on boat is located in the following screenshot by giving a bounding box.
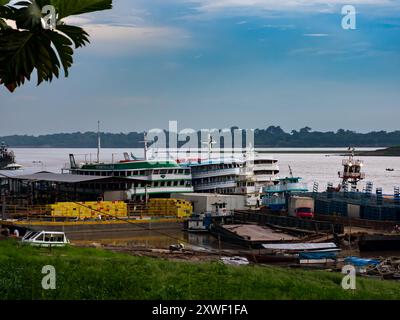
[344,256,381,267]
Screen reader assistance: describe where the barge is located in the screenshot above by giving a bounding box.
[358,234,400,252]
[210,223,298,248]
[1,217,185,241]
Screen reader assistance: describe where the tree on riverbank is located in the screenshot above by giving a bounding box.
[1,127,400,148]
[0,0,112,92]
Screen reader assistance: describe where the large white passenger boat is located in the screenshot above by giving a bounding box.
[245,153,280,192]
[177,138,279,206]
[66,156,194,200]
[64,132,194,200]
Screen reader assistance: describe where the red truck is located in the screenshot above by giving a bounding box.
[294,207,314,219]
[288,196,315,219]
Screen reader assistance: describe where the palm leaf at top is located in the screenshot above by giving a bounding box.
[0,0,113,92]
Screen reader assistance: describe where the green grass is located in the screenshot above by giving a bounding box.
[0,239,399,300]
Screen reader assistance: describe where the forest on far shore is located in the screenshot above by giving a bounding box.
[1,126,399,148]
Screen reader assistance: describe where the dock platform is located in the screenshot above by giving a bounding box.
[210,224,298,247]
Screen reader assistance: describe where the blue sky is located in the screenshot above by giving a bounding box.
[1,0,400,135]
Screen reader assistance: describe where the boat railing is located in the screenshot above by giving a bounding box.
[263,182,308,193]
[194,180,237,190]
[192,167,240,177]
[342,159,363,166]
[339,172,366,179]
[262,197,286,206]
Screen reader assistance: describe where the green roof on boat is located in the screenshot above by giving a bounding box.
[81,160,181,170]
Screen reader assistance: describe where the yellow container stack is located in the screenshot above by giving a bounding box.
[49,201,128,219]
[145,199,192,218]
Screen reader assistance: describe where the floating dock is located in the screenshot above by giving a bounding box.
[210,224,298,247]
[358,234,400,252]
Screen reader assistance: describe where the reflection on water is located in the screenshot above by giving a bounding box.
[75,230,243,251]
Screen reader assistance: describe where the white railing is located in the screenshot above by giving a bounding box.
[192,168,240,179]
[193,180,237,191]
[339,172,365,179]
[128,186,194,195]
[342,159,363,166]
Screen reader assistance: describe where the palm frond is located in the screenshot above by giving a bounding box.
[14,1,42,30]
[45,30,73,77]
[0,0,113,92]
[36,0,112,19]
[57,24,90,48]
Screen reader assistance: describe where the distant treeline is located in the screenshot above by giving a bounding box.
[1,126,400,148]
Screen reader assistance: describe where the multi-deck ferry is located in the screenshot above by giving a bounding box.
[65,155,194,200]
[180,154,279,194]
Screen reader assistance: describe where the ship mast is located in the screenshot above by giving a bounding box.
[143,132,148,160]
[202,134,216,160]
[288,165,293,178]
[97,121,101,163]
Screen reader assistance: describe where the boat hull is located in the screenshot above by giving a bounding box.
[358,235,400,252]
[244,254,297,264]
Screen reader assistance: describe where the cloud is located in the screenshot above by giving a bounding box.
[63,16,92,25]
[303,33,329,37]
[263,24,296,30]
[288,47,345,56]
[77,24,191,55]
[188,0,396,13]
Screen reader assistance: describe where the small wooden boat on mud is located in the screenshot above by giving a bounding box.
[243,242,341,264]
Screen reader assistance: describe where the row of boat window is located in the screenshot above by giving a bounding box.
[82,181,192,190]
[193,176,255,186]
[254,170,279,175]
[192,163,242,171]
[190,161,278,173]
[253,160,278,165]
[195,176,237,184]
[78,169,191,177]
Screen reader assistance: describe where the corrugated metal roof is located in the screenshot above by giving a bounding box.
[10,172,117,183]
[262,243,338,251]
[0,170,53,179]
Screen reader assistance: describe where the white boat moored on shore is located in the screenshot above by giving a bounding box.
[22,231,70,247]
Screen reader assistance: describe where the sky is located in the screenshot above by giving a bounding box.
[1,0,400,135]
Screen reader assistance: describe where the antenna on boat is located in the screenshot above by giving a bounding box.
[288,165,293,178]
[143,132,148,160]
[97,121,101,163]
[202,134,216,160]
